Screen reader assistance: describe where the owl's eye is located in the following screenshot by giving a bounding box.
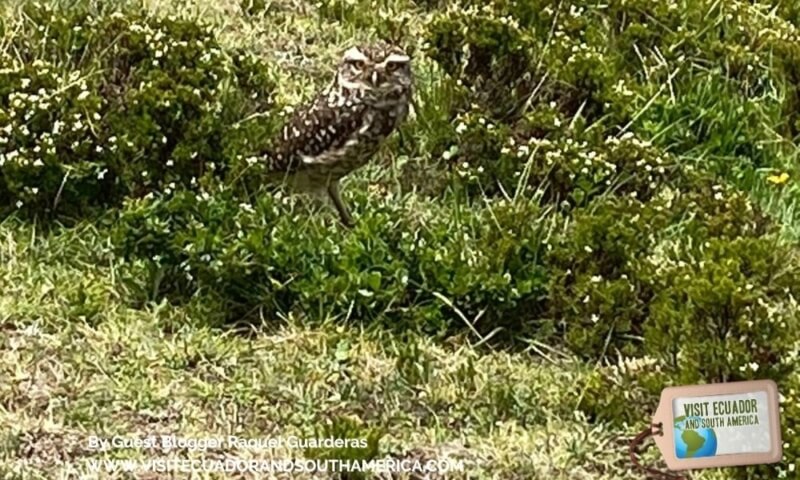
[385,62,400,72]
[348,60,366,70]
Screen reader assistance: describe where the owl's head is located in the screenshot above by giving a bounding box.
[335,43,413,97]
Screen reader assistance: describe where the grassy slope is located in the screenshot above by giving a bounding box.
[0,0,792,479]
[0,219,733,479]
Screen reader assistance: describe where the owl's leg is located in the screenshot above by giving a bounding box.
[327,180,353,228]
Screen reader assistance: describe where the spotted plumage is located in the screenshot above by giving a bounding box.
[263,43,413,226]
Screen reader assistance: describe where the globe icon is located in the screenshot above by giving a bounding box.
[674,416,718,458]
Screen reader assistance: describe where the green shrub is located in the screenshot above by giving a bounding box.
[423,0,636,124]
[422,0,800,191]
[568,186,800,480]
[774,371,800,479]
[642,236,800,384]
[113,188,550,335]
[424,2,539,118]
[448,113,679,205]
[544,196,670,357]
[0,3,275,218]
[579,356,671,425]
[544,173,784,358]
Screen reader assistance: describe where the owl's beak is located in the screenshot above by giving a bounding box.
[371,71,379,86]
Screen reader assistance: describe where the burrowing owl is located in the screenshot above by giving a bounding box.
[264,43,413,226]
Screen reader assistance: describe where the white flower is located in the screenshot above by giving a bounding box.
[77,91,90,101]
[97,169,108,180]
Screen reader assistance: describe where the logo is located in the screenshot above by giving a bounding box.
[673,415,717,458]
[649,380,782,470]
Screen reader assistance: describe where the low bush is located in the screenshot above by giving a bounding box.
[0,2,276,219]
[113,188,551,335]
[422,0,800,192]
[642,236,800,384]
[447,111,679,205]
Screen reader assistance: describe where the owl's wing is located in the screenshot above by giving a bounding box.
[264,93,367,173]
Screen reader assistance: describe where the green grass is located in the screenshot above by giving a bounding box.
[1,219,741,479]
[2,0,799,478]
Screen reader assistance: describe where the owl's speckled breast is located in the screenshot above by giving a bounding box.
[297,96,409,186]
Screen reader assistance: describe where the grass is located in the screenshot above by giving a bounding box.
[1,0,799,478]
[0,218,681,480]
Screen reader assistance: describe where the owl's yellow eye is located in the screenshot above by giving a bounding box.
[385,62,399,72]
[349,60,365,69]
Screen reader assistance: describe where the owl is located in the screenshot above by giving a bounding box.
[263,43,413,226]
